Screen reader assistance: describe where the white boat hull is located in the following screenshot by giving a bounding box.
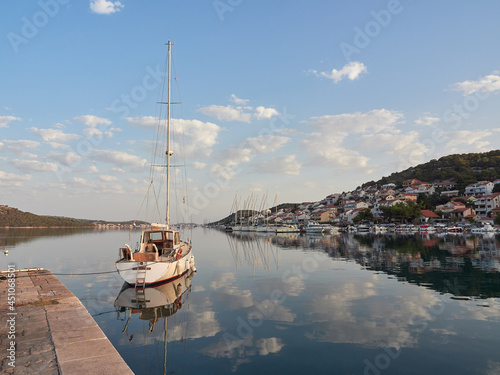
[116,252,195,287]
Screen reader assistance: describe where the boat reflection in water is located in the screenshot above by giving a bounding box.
[114,270,195,374]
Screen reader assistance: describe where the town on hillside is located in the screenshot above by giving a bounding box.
[218,179,500,230]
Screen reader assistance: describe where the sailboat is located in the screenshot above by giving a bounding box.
[115,41,196,287]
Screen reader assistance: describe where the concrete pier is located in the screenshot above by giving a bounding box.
[0,269,133,374]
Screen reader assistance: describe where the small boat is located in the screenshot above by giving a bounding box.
[275,224,300,233]
[305,221,333,233]
[115,41,196,287]
[471,222,496,233]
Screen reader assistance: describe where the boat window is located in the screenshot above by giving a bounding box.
[150,232,163,241]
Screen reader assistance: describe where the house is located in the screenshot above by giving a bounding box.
[440,190,459,197]
[340,208,366,223]
[310,210,336,222]
[450,207,477,221]
[465,181,494,197]
[473,193,500,217]
[405,185,435,195]
[433,180,456,190]
[403,179,423,188]
[420,210,440,223]
[396,193,418,202]
[372,199,405,217]
[436,201,466,213]
[344,201,370,211]
[324,194,340,205]
[381,183,396,190]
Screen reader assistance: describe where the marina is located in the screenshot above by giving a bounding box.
[2,227,500,374]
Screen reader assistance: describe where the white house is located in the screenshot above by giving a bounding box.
[473,193,500,217]
[465,181,494,197]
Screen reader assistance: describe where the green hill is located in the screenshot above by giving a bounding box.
[363,149,500,192]
[0,205,94,227]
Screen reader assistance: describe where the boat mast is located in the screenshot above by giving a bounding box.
[166,40,172,228]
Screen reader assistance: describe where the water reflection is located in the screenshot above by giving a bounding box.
[0,227,98,251]
[225,230,500,299]
[114,270,196,374]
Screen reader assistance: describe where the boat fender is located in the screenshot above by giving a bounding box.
[176,300,182,309]
[176,262,182,275]
[176,249,183,260]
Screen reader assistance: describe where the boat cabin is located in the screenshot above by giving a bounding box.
[140,229,181,255]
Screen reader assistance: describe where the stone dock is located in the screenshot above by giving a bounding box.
[0,268,133,374]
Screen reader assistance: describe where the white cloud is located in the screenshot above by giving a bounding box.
[89,0,124,14]
[89,165,99,173]
[2,140,40,156]
[0,116,21,128]
[0,170,31,187]
[255,106,279,120]
[171,119,221,158]
[100,175,118,182]
[243,135,290,154]
[252,154,302,175]
[215,146,253,167]
[311,61,367,83]
[10,159,58,172]
[307,109,404,134]
[192,162,206,170]
[444,130,492,151]
[127,117,221,159]
[31,127,81,144]
[359,131,430,168]
[90,149,147,170]
[47,151,81,167]
[75,115,118,139]
[46,142,70,149]
[452,73,500,96]
[72,177,89,185]
[303,132,370,168]
[126,116,156,128]
[230,94,249,105]
[415,115,440,126]
[198,105,252,123]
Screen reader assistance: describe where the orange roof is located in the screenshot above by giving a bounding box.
[421,210,440,218]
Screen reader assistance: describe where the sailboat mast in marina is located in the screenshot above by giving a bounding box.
[115,41,196,287]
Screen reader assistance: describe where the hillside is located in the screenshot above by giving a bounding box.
[0,205,94,227]
[363,150,500,191]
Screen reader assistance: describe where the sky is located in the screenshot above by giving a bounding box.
[1,0,500,223]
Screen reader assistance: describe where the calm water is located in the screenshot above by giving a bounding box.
[2,228,500,374]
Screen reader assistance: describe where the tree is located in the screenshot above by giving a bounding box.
[495,213,500,226]
[493,184,500,193]
[353,209,373,224]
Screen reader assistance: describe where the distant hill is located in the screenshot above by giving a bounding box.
[363,150,500,192]
[210,203,300,226]
[0,205,94,227]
